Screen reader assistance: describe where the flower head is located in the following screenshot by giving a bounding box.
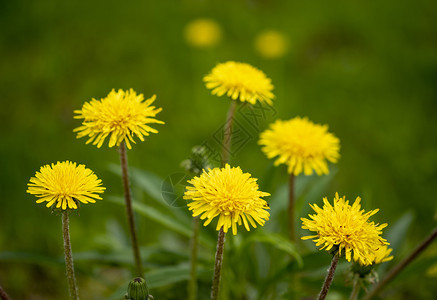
[184,18,222,48]
[301,193,389,266]
[204,61,274,105]
[259,117,340,176]
[74,89,164,149]
[27,161,105,210]
[368,245,394,265]
[184,164,270,235]
[255,30,288,59]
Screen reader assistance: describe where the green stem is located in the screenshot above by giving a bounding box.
[62,211,79,300]
[318,253,339,300]
[211,227,226,300]
[364,227,437,300]
[221,100,237,167]
[188,217,200,300]
[288,174,296,241]
[349,274,360,300]
[119,142,144,277]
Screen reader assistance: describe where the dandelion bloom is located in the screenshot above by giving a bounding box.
[204,61,274,105]
[27,161,105,210]
[255,30,288,59]
[184,164,270,235]
[184,18,222,48]
[74,89,164,149]
[368,245,394,265]
[301,193,389,265]
[259,117,340,176]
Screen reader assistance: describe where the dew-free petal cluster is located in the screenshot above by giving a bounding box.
[204,61,274,105]
[27,161,105,210]
[301,193,389,266]
[368,245,394,265]
[255,30,288,59]
[259,117,340,176]
[184,18,222,48]
[74,88,164,149]
[184,164,270,235]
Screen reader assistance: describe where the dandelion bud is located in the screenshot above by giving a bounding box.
[125,277,149,300]
[181,146,213,175]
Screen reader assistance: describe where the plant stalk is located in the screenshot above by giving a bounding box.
[188,217,200,300]
[221,100,237,167]
[62,211,79,300]
[0,284,11,300]
[349,274,360,300]
[288,174,296,241]
[318,253,339,300]
[119,142,144,277]
[211,227,226,300]
[364,227,437,300]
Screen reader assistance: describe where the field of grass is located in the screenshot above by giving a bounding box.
[1,1,437,299]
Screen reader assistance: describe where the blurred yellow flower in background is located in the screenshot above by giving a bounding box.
[184,164,270,235]
[74,89,164,149]
[204,61,274,105]
[184,18,222,48]
[255,30,288,59]
[259,117,340,176]
[27,161,105,210]
[301,193,389,266]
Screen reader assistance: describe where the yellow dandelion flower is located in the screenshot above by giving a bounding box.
[74,89,164,149]
[368,245,394,265]
[301,193,389,265]
[259,117,340,176]
[204,61,274,105]
[255,30,288,59]
[184,164,270,235]
[427,263,437,277]
[184,18,222,48]
[27,161,105,210]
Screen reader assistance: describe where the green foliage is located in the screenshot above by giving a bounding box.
[1,0,437,299]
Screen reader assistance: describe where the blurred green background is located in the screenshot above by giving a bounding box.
[1,0,437,299]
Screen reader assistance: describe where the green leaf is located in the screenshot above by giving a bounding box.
[108,163,163,204]
[0,251,62,266]
[147,264,191,288]
[107,196,214,248]
[246,231,303,267]
[108,196,191,236]
[377,211,414,275]
[268,183,288,218]
[386,211,414,253]
[109,164,191,223]
[131,168,166,204]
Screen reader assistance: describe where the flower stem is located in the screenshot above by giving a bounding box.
[188,217,200,300]
[364,227,437,300]
[119,142,144,277]
[211,227,226,300]
[221,100,237,167]
[288,174,296,241]
[0,284,11,300]
[318,253,339,300]
[349,274,360,300]
[62,211,79,300]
